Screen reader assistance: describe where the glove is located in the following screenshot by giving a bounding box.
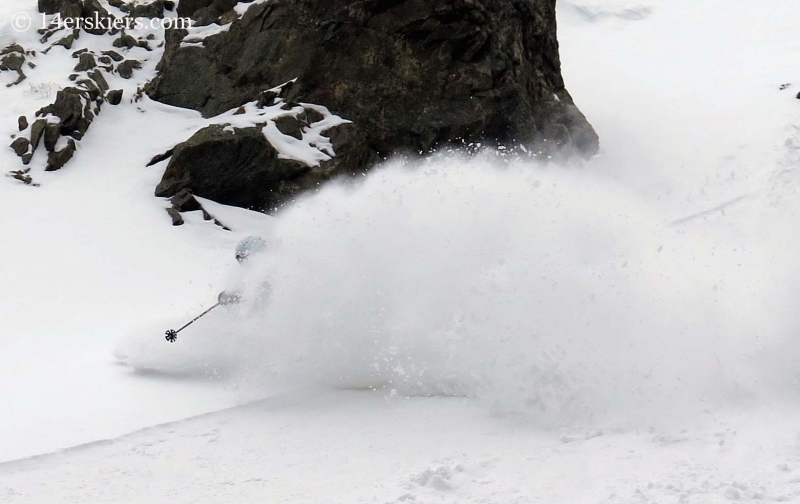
[218,290,243,306]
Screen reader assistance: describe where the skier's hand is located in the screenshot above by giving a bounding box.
[218,290,243,306]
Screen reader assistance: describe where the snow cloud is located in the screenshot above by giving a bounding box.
[147,152,800,429]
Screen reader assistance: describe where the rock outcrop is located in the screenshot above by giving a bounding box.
[153,84,356,212]
[7,0,164,177]
[147,0,599,211]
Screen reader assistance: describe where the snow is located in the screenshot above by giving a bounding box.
[204,94,351,168]
[1,0,800,502]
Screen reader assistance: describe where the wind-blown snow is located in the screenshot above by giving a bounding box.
[134,150,799,428]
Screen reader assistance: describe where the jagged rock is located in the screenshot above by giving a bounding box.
[146,146,174,165]
[72,48,88,58]
[170,188,203,212]
[75,79,101,102]
[117,59,141,79]
[8,169,37,185]
[102,50,124,62]
[10,137,30,157]
[30,119,47,150]
[274,115,303,140]
[164,1,175,12]
[45,139,77,171]
[166,207,184,226]
[1,53,25,72]
[107,89,123,105]
[43,123,60,152]
[53,34,76,50]
[35,87,95,156]
[147,0,599,212]
[89,69,109,92]
[154,124,313,211]
[74,52,97,72]
[18,116,29,131]
[1,45,24,56]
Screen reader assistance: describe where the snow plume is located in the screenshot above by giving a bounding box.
[162,152,795,429]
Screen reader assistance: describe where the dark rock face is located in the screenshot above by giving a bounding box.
[176,0,215,17]
[155,124,315,211]
[147,0,599,212]
[129,0,166,19]
[177,0,237,24]
[149,0,598,155]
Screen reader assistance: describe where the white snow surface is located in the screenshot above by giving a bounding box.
[2,0,800,502]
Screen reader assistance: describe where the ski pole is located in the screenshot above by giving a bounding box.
[165,302,220,343]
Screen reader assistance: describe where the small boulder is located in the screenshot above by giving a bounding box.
[112,34,139,50]
[117,59,141,79]
[107,89,123,105]
[155,124,310,211]
[43,123,61,152]
[74,52,97,72]
[0,53,25,72]
[18,115,29,131]
[10,137,30,157]
[102,50,124,62]
[30,119,47,150]
[45,139,77,171]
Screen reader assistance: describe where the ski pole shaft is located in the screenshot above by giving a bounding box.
[165,302,220,342]
[176,302,220,333]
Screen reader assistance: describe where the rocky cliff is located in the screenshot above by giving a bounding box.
[148,0,599,212]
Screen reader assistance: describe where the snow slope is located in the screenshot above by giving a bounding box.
[2,0,800,502]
